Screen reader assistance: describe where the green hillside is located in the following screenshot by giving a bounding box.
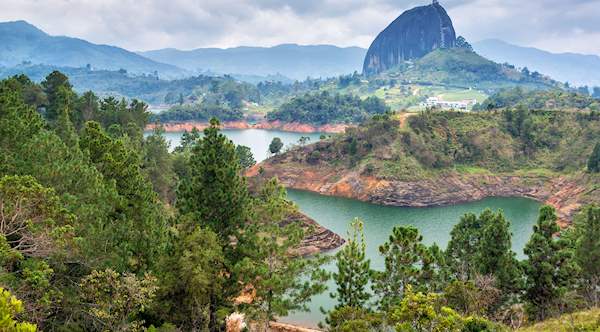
[273,109,600,180]
[379,48,560,90]
[518,308,600,331]
[475,87,600,111]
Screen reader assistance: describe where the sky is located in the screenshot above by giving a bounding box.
[2,0,600,55]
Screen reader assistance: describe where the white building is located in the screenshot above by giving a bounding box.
[421,97,477,110]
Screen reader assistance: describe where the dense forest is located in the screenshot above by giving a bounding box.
[2,71,600,332]
[266,91,390,125]
[0,65,262,105]
[151,103,245,123]
[282,110,600,178]
[0,71,328,331]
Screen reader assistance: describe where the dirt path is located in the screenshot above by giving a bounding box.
[396,112,415,129]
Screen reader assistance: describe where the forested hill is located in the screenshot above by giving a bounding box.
[266,91,390,125]
[0,20,185,77]
[376,48,560,91]
[475,87,600,111]
[269,110,600,176]
[0,65,261,105]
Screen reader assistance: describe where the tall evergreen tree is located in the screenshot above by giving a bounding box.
[575,205,600,306]
[143,126,176,203]
[154,220,228,331]
[588,142,600,173]
[80,121,168,272]
[177,118,249,240]
[72,91,99,130]
[174,127,202,153]
[446,212,486,280]
[53,86,79,148]
[235,178,328,331]
[523,206,579,321]
[372,226,432,310]
[41,71,73,123]
[476,210,522,294]
[330,219,372,309]
[446,209,521,295]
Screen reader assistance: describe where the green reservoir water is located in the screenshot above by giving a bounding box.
[283,189,541,327]
[159,129,323,161]
[154,130,542,327]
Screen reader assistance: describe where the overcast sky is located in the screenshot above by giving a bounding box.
[2,0,600,55]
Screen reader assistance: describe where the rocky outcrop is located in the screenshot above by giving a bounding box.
[253,121,350,134]
[269,322,322,332]
[285,211,345,256]
[363,1,456,76]
[146,120,350,134]
[249,161,592,227]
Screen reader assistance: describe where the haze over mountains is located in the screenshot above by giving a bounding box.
[1,19,600,88]
[474,39,600,88]
[139,44,367,80]
[0,20,185,78]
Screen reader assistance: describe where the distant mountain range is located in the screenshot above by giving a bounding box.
[139,44,367,80]
[0,20,185,78]
[4,20,600,89]
[0,20,367,82]
[473,39,600,88]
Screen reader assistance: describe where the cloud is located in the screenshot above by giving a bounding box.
[1,0,600,55]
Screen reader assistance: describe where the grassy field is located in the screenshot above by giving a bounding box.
[438,89,488,102]
[303,79,490,112]
[518,308,600,331]
[371,84,488,111]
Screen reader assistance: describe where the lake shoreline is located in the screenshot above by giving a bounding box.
[249,160,595,227]
[146,120,351,134]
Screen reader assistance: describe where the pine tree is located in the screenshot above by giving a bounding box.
[177,118,249,240]
[72,91,99,129]
[54,86,79,148]
[235,178,328,331]
[523,205,579,321]
[372,226,432,310]
[269,137,284,155]
[446,209,521,295]
[446,212,486,280]
[155,221,228,330]
[235,145,256,170]
[475,210,522,295]
[588,142,600,172]
[143,125,176,203]
[175,127,201,152]
[41,71,73,122]
[330,218,372,309]
[575,205,600,306]
[80,121,169,272]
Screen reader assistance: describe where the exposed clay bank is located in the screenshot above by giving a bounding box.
[249,161,598,227]
[147,120,350,134]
